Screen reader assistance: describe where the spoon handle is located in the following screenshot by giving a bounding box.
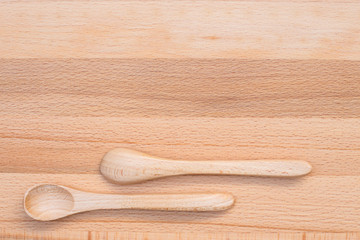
[73,192,234,212]
[179,160,312,177]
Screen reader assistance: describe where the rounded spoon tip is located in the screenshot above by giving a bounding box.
[290,160,312,177]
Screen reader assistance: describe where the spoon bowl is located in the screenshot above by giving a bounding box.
[24,184,75,221]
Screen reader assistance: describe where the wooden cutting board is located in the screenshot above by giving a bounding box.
[1,0,360,239]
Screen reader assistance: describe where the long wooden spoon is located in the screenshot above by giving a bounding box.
[24,184,234,221]
[100,148,312,184]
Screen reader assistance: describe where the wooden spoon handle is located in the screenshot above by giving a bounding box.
[74,192,234,212]
[181,160,312,177]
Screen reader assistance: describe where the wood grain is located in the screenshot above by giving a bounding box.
[1,1,360,59]
[1,0,360,238]
[1,60,359,176]
[1,59,359,119]
[2,229,360,240]
[1,59,360,239]
[2,231,360,240]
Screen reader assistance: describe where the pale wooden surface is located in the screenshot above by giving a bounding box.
[1,0,360,239]
[1,1,360,59]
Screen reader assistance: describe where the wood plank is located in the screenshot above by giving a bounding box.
[3,229,359,240]
[1,1,360,59]
[1,173,360,232]
[1,116,359,175]
[1,59,359,118]
[2,229,360,240]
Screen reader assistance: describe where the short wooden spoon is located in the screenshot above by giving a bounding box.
[100,148,312,184]
[24,184,234,221]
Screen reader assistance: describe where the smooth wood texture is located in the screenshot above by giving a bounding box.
[1,60,360,240]
[2,230,360,240]
[1,0,360,238]
[24,184,234,221]
[101,148,312,184]
[1,59,360,239]
[2,229,360,240]
[1,1,360,59]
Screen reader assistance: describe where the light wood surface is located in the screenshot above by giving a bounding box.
[1,0,360,239]
[101,148,312,184]
[1,1,360,59]
[3,229,360,240]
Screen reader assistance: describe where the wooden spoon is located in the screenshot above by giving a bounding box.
[24,184,234,221]
[100,148,312,184]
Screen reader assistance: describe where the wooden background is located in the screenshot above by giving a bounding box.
[1,0,360,239]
